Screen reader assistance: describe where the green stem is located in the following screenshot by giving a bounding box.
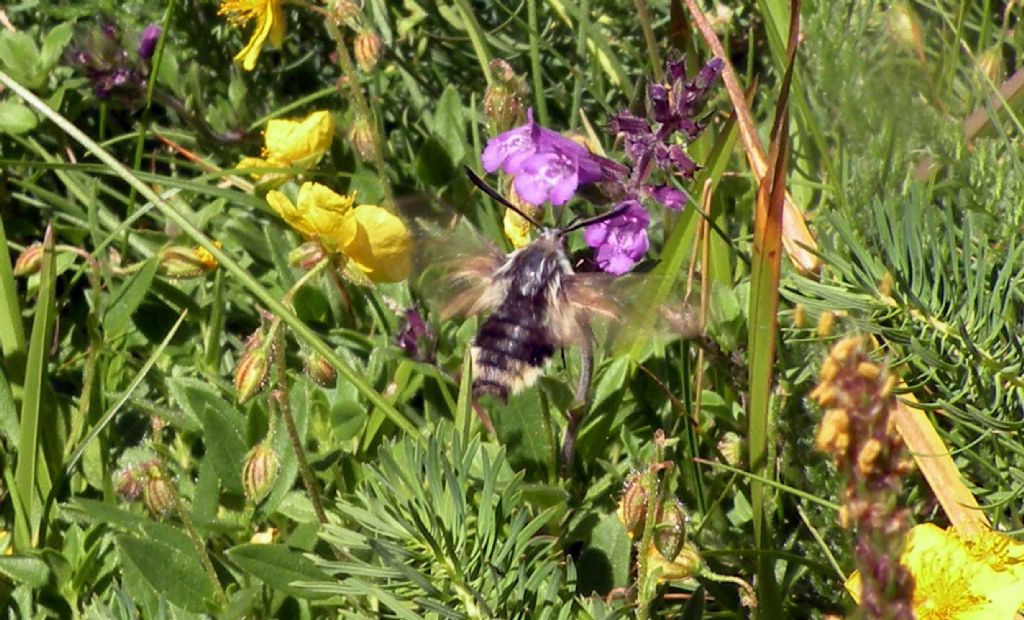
[527,0,549,125]
[633,0,663,82]
[167,469,227,607]
[635,432,669,619]
[324,20,394,209]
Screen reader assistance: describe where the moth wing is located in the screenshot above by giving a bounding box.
[560,272,699,351]
[411,217,507,320]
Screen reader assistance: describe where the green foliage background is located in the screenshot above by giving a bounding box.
[1,0,1023,617]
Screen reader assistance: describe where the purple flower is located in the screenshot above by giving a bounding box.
[481,108,616,206]
[649,185,687,210]
[584,200,650,274]
[138,24,162,61]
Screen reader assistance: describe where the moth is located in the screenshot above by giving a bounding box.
[437,169,634,401]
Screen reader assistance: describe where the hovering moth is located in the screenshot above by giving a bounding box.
[415,168,634,412]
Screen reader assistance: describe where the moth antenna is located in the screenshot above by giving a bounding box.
[561,201,633,235]
[465,166,543,229]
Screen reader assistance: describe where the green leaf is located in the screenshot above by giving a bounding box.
[490,387,554,476]
[414,137,456,187]
[102,257,159,338]
[39,23,73,71]
[433,86,465,164]
[14,227,56,549]
[116,524,219,613]
[0,555,50,587]
[0,100,37,134]
[196,387,247,495]
[0,31,41,88]
[226,543,332,598]
[577,513,631,593]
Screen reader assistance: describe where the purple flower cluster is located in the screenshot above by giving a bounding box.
[66,19,162,102]
[481,109,622,206]
[478,57,723,274]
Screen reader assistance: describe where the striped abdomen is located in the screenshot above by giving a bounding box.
[471,291,554,402]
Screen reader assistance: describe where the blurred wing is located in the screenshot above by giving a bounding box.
[411,217,507,320]
[561,272,699,352]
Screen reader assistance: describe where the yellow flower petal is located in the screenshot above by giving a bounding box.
[266,190,315,239]
[294,183,357,253]
[846,524,1024,620]
[263,111,335,169]
[340,205,412,282]
[219,0,283,71]
[503,206,533,249]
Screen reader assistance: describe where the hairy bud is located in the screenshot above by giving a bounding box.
[13,242,44,276]
[158,244,218,279]
[234,346,270,404]
[617,471,648,538]
[354,30,383,71]
[304,351,337,388]
[243,442,280,503]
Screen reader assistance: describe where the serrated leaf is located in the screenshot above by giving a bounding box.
[116,525,219,614]
[226,543,332,598]
[103,257,159,338]
[0,100,37,134]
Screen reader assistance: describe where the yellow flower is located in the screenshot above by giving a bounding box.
[846,524,1024,619]
[267,182,412,282]
[501,187,539,249]
[218,0,286,71]
[237,111,335,186]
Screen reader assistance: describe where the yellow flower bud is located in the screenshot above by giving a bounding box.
[304,351,337,388]
[484,59,526,132]
[143,473,175,517]
[234,347,270,404]
[13,242,44,276]
[354,30,383,71]
[617,472,648,538]
[288,241,327,269]
[157,244,219,279]
[654,500,688,563]
[348,114,377,162]
[243,442,280,503]
[646,542,702,583]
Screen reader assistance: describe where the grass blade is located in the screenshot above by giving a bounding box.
[13,225,56,550]
[0,216,26,383]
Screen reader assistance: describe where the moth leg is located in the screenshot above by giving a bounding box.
[561,324,594,476]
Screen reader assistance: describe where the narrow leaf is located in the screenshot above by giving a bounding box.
[226,543,332,598]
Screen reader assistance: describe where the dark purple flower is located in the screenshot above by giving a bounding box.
[396,308,434,362]
[481,108,615,206]
[138,24,162,61]
[584,200,650,274]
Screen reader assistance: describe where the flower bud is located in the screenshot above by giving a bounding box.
[138,24,162,61]
[716,431,745,468]
[304,351,337,388]
[157,244,218,279]
[250,527,278,544]
[816,310,835,339]
[654,500,687,562]
[354,30,383,72]
[617,471,648,538]
[888,3,923,55]
[792,303,805,329]
[484,59,525,132]
[288,241,326,270]
[348,114,377,162]
[242,442,280,503]
[115,466,144,501]
[333,0,362,23]
[13,242,44,276]
[234,347,270,404]
[646,542,702,583]
[143,471,175,517]
[978,46,1004,85]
